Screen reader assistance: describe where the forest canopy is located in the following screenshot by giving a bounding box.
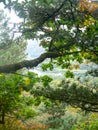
[0,0,97,73]
[0,0,98,115]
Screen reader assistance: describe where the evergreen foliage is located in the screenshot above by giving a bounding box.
[0,0,98,128]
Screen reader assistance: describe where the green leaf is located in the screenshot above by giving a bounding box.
[65,71,74,78]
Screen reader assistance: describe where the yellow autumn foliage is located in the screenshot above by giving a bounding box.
[25,78,31,85]
[91,113,98,119]
[83,17,96,26]
[68,66,73,70]
[82,52,89,57]
[73,64,80,69]
[79,0,98,13]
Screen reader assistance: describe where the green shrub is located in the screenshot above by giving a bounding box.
[72,114,98,130]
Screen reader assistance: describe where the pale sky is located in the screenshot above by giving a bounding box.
[0,2,22,24]
[0,3,44,60]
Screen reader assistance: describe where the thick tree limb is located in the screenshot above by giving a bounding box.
[0,51,81,73]
[0,52,60,73]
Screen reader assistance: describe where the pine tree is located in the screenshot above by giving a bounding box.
[0,9,27,65]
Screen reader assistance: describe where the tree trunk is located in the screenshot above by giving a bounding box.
[0,109,5,124]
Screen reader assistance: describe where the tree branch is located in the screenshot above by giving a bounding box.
[0,51,81,73]
[22,0,66,34]
[31,86,98,112]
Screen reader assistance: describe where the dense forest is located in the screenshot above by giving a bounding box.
[0,0,98,129]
